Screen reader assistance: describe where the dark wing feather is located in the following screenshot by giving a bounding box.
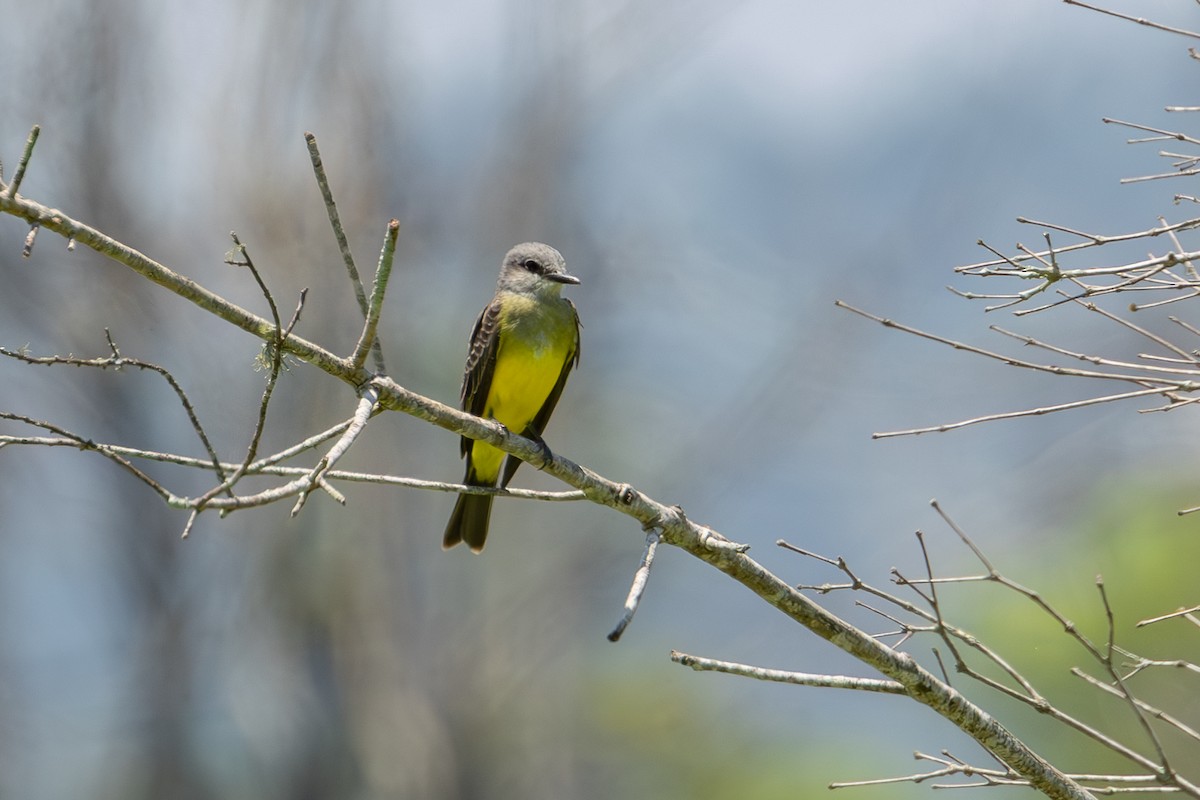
[500,299,581,487]
[459,300,503,458]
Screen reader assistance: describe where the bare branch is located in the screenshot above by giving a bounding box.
[1063,0,1200,40]
[22,224,37,258]
[1073,668,1200,746]
[289,388,378,517]
[350,219,399,372]
[960,217,1200,273]
[608,529,661,642]
[1103,117,1200,147]
[875,386,1172,438]
[0,412,172,501]
[3,124,39,198]
[670,650,906,694]
[1,336,230,485]
[795,500,1200,790]
[180,234,298,535]
[1095,578,1176,780]
[833,749,1178,793]
[0,431,587,503]
[0,186,353,379]
[1137,605,1200,628]
[306,131,388,374]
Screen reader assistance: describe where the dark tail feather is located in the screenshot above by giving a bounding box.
[443,492,494,553]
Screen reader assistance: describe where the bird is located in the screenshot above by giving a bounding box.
[443,242,581,552]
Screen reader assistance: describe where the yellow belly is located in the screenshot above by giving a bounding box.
[471,307,575,482]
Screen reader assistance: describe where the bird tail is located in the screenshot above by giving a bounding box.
[443,491,494,553]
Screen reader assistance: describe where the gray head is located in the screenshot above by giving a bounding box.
[496,242,580,296]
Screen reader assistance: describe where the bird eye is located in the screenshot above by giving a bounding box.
[522,258,542,273]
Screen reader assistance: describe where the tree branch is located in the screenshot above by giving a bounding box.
[671,650,906,693]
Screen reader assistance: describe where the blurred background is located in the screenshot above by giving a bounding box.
[1,1,1199,798]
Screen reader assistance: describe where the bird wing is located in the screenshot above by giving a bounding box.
[459,299,503,458]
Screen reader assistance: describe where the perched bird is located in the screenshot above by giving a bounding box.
[443,242,581,552]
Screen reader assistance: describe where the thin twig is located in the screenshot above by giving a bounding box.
[787,536,1044,701]
[182,239,303,535]
[962,217,1200,272]
[875,386,1172,438]
[4,124,40,198]
[1096,578,1175,779]
[0,431,587,501]
[837,301,1191,388]
[608,529,661,642]
[1137,605,1200,627]
[0,412,171,501]
[832,749,1175,793]
[305,131,388,374]
[1103,118,1200,146]
[990,326,1200,375]
[0,185,351,378]
[926,504,1195,782]
[670,651,906,693]
[1,336,230,486]
[1064,1,1200,39]
[350,219,399,371]
[290,386,379,517]
[1073,668,1200,745]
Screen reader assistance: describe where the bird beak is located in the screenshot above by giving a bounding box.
[546,272,581,285]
